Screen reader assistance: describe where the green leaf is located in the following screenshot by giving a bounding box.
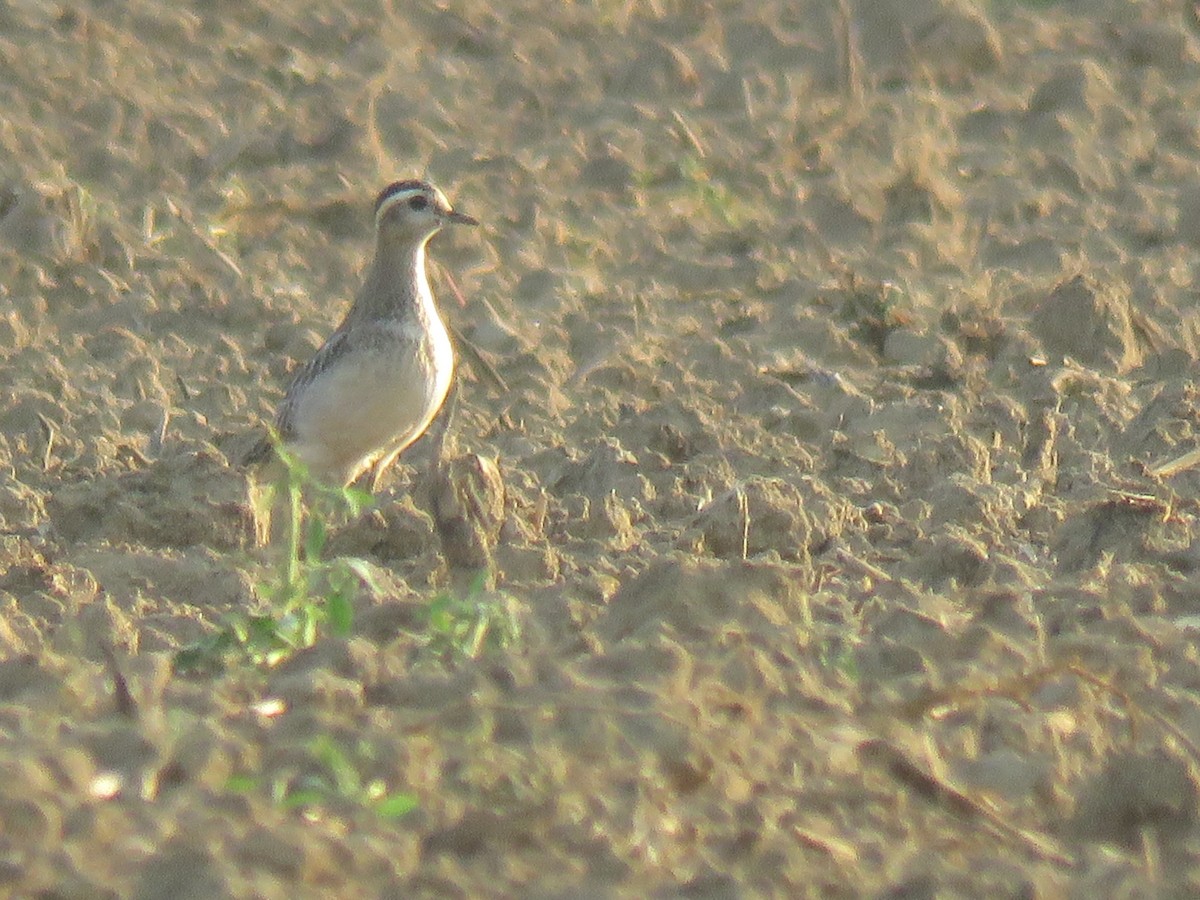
[340,557,384,595]
[311,736,360,797]
[341,486,375,516]
[468,618,490,658]
[374,792,418,820]
[281,787,326,809]
[426,594,452,634]
[225,773,258,793]
[305,516,327,559]
[465,568,489,599]
[299,608,318,647]
[246,615,285,648]
[326,589,354,637]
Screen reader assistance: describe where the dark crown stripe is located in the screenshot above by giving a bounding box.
[375,179,433,214]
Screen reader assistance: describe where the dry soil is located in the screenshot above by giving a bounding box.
[4,0,1200,896]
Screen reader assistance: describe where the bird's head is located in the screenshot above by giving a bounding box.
[373,179,476,244]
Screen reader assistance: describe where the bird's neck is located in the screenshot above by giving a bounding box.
[353,236,439,326]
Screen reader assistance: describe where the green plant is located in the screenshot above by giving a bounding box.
[263,443,377,638]
[818,639,860,682]
[422,570,520,660]
[679,154,746,229]
[175,441,380,673]
[227,735,417,821]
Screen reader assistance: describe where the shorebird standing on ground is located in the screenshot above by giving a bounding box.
[244,179,476,540]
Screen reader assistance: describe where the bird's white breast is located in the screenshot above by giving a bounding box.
[288,317,453,485]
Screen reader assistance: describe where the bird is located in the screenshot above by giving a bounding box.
[244,179,476,505]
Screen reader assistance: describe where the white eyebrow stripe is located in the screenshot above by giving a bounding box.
[375,188,428,221]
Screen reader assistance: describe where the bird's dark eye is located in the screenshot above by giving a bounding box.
[408,195,429,211]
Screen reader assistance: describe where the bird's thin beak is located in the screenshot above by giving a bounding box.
[446,209,478,226]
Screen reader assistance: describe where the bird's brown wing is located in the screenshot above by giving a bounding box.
[241,327,355,468]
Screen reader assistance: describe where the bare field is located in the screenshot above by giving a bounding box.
[4,0,1200,895]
